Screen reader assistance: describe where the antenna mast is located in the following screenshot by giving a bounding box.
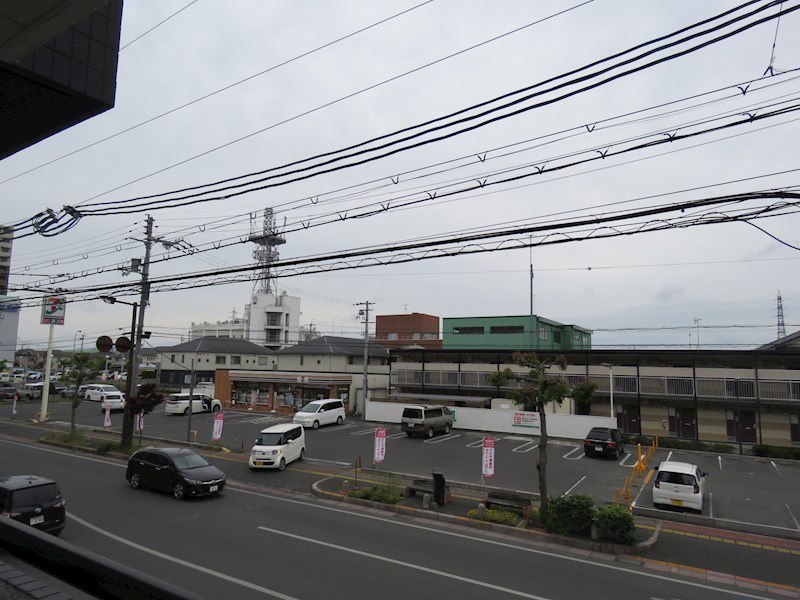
[249,208,285,295]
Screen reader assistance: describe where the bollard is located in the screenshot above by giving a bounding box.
[631,465,638,486]
[616,488,622,506]
[422,493,432,510]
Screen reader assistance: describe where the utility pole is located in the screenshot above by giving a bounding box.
[121,216,154,450]
[693,318,701,349]
[355,301,371,418]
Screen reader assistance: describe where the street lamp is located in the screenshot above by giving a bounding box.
[601,363,615,427]
[72,330,83,354]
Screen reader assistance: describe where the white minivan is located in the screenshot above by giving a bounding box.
[249,423,305,471]
[293,399,346,429]
[652,460,708,512]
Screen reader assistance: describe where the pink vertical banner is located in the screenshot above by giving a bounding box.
[211,412,224,441]
[482,437,495,478]
[374,428,386,463]
[103,405,111,428]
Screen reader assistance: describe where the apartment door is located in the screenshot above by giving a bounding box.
[726,410,758,443]
[619,404,640,434]
[668,406,696,439]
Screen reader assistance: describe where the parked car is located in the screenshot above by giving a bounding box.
[249,423,306,471]
[126,447,226,500]
[0,475,66,535]
[293,398,346,429]
[0,386,18,400]
[652,460,708,513]
[583,427,625,459]
[84,384,125,403]
[164,393,222,415]
[400,404,454,438]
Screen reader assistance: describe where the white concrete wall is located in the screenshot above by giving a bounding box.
[365,400,611,440]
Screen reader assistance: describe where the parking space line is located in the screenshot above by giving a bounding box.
[424,434,461,444]
[511,441,538,453]
[771,461,783,478]
[350,428,377,436]
[387,432,407,439]
[787,504,800,530]
[466,440,484,448]
[563,446,583,460]
[562,476,586,497]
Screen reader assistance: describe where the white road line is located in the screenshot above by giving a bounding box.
[718,456,723,471]
[466,440,484,448]
[314,423,356,432]
[257,525,550,600]
[771,460,783,478]
[387,432,407,439]
[562,476,586,497]
[563,446,583,460]
[786,504,800,530]
[501,436,532,442]
[512,441,538,453]
[69,514,299,599]
[350,428,378,436]
[709,492,714,519]
[618,452,633,466]
[304,457,351,467]
[424,434,462,444]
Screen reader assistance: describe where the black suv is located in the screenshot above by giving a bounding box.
[583,427,625,459]
[0,475,66,535]
[126,447,226,500]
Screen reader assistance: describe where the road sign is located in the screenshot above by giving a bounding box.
[96,336,113,353]
[373,427,386,463]
[40,295,66,325]
[115,336,131,353]
[482,437,495,478]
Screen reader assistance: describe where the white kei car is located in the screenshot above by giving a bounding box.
[165,393,222,415]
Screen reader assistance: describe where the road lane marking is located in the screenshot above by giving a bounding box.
[771,461,783,478]
[787,504,800,530]
[511,441,538,453]
[69,513,299,599]
[425,434,461,444]
[257,525,550,600]
[350,428,377,436]
[563,446,583,460]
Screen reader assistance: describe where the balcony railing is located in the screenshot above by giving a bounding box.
[391,368,800,403]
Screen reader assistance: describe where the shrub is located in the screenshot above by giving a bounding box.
[348,485,402,504]
[56,430,85,446]
[752,445,800,460]
[594,504,636,545]
[95,440,121,455]
[525,507,543,528]
[541,494,595,536]
[467,508,520,526]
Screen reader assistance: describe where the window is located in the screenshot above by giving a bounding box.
[553,331,562,343]
[539,328,549,341]
[170,354,176,363]
[452,327,484,335]
[489,326,524,334]
[215,356,226,365]
[231,356,241,365]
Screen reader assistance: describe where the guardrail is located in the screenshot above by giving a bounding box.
[0,516,201,600]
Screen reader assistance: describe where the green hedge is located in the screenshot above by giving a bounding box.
[752,445,800,460]
[541,494,594,536]
[348,485,402,504]
[467,508,521,526]
[594,504,636,545]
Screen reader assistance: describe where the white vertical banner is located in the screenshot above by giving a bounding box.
[103,405,111,428]
[135,411,144,433]
[374,427,386,464]
[11,393,17,416]
[482,437,495,478]
[211,411,224,441]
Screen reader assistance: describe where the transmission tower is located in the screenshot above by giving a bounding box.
[249,208,285,295]
[777,290,786,339]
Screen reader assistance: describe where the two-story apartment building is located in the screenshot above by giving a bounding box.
[443,315,592,351]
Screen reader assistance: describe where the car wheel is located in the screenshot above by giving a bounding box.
[278,457,286,471]
[129,473,141,489]
[173,482,186,500]
[406,432,413,437]
[312,420,319,430]
[336,416,343,425]
[183,407,189,415]
[427,427,434,439]
[444,423,451,435]
[299,448,305,461]
[212,404,221,412]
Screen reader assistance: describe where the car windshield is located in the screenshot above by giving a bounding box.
[172,453,210,469]
[10,483,60,509]
[98,386,117,392]
[298,404,320,414]
[255,433,284,446]
[588,430,611,440]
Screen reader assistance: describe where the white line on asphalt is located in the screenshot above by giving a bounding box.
[387,432,407,439]
[350,427,377,436]
[466,440,484,448]
[563,446,583,460]
[771,460,783,478]
[718,455,723,471]
[511,441,538,453]
[618,452,633,466]
[501,436,532,442]
[562,476,586,497]
[786,504,800,530]
[69,514,299,599]
[310,423,356,433]
[304,457,351,467]
[425,434,461,444]
[709,492,714,519]
[257,525,550,600]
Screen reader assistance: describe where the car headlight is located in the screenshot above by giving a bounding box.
[184,478,202,485]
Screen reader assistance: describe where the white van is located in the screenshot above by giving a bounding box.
[293,399,346,429]
[249,423,305,471]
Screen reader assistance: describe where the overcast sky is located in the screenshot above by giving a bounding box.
[3,0,800,353]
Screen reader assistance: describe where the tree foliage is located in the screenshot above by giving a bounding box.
[60,353,100,432]
[488,352,570,513]
[571,380,597,415]
[124,383,165,449]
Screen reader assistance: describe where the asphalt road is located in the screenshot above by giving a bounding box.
[0,437,794,600]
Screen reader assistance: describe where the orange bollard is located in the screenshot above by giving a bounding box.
[616,488,622,506]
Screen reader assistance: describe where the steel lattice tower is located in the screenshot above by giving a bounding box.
[777,290,787,339]
[249,209,285,295]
